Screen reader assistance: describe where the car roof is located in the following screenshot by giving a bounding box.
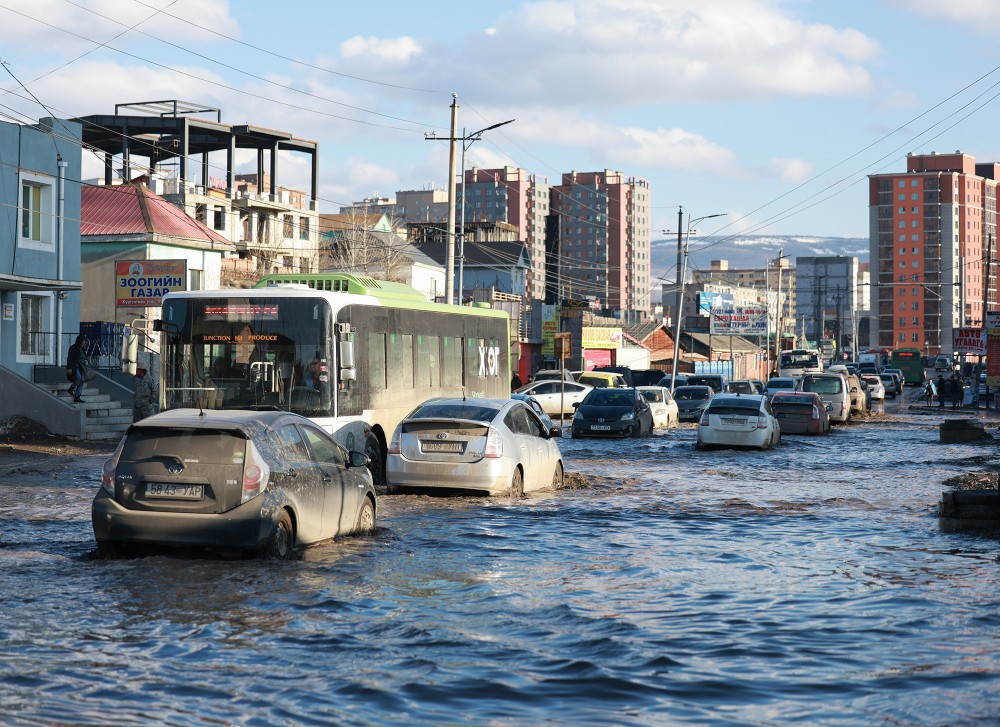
[131,408,295,432]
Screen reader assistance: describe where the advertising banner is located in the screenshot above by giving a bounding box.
[953,327,985,355]
[581,327,623,350]
[115,260,187,307]
[709,306,768,335]
[987,313,1000,387]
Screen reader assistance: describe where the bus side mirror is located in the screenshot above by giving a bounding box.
[152,319,164,332]
[339,339,356,381]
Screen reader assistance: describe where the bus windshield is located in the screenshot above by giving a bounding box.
[780,351,820,369]
[160,296,333,415]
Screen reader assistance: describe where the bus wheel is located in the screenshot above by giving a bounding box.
[365,433,386,490]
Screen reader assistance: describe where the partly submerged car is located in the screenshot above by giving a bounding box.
[387,397,563,496]
[696,394,781,450]
[92,410,377,559]
[637,385,679,428]
[572,387,654,438]
[770,391,831,435]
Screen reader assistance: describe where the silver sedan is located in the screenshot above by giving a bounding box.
[387,397,564,497]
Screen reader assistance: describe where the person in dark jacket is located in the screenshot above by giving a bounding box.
[511,372,523,391]
[66,334,89,403]
[132,367,156,422]
[937,375,947,408]
[952,374,964,408]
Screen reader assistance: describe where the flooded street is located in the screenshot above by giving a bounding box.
[1,399,999,726]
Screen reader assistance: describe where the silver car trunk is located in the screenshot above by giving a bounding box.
[114,428,248,514]
[400,418,491,463]
[707,404,759,431]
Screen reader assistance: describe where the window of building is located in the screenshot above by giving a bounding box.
[898,180,906,188]
[912,193,919,200]
[912,288,919,295]
[899,234,906,241]
[898,221,905,229]
[912,180,919,187]
[899,332,906,341]
[911,221,918,227]
[299,217,310,241]
[19,172,54,249]
[17,293,50,359]
[898,207,905,214]
[190,269,203,291]
[899,261,906,268]
[912,317,919,325]
[898,247,905,255]
[912,261,919,268]
[900,288,906,296]
[912,333,919,342]
[899,317,906,326]
[912,302,919,311]
[213,206,225,231]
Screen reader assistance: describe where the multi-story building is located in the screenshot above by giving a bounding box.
[868,151,995,355]
[459,167,550,300]
[794,256,867,354]
[74,100,320,286]
[549,170,651,314]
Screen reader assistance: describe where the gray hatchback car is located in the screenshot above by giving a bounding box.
[92,409,377,558]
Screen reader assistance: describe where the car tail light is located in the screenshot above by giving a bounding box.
[699,411,710,426]
[241,440,270,504]
[387,424,402,455]
[484,426,504,458]
[812,405,820,418]
[756,415,768,429]
[101,437,126,495]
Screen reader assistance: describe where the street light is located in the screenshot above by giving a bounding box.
[426,98,514,304]
[669,210,727,391]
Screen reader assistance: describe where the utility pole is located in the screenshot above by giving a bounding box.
[775,250,784,373]
[674,206,684,330]
[445,94,459,304]
[834,284,843,360]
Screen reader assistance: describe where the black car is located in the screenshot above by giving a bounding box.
[92,409,377,559]
[571,387,654,438]
[673,385,716,421]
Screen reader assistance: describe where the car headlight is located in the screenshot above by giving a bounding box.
[573,410,583,420]
[620,412,635,421]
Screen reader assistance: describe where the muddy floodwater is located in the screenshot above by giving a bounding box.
[1,401,999,725]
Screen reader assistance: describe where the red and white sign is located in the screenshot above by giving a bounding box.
[115,259,187,307]
[953,327,985,355]
[987,313,1000,386]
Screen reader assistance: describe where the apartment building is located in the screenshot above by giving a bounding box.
[868,151,996,354]
[794,256,868,353]
[549,170,652,314]
[459,167,550,300]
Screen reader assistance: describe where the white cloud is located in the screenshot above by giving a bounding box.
[888,0,1000,31]
[421,0,882,106]
[339,36,422,63]
[770,157,814,183]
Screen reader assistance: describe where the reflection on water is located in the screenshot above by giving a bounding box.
[1,407,999,725]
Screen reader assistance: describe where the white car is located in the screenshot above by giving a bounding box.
[514,380,593,417]
[861,374,885,401]
[387,397,564,496]
[696,394,781,450]
[637,385,679,429]
[765,377,798,399]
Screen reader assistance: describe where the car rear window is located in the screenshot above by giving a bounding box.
[122,428,247,465]
[773,395,815,406]
[708,402,760,415]
[768,380,794,389]
[640,390,664,403]
[409,402,501,422]
[801,377,843,394]
[674,387,710,400]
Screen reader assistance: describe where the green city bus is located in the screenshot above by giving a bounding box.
[890,347,924,386]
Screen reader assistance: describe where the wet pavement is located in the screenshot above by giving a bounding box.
[1,394,999,725]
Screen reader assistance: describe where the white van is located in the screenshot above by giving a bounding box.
[800,372,851,423]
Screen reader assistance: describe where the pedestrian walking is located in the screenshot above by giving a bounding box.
[511,372,523,391]
[132,367,156,422]
[937,375,946,408]
[66,334,90,403]
[924,379,934,406]
[952,374,964,408]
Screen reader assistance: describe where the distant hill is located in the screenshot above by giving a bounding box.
[651,234,869,281]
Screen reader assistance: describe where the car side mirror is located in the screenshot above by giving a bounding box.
[572,402,581,409]
[825,403,832,411]
[348,450,370,468]
[548,426,562,438]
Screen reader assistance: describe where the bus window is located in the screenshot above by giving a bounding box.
[368,333,386,389]
[389,333,413,389]
[443,336,462,387]
[417,335,440,387]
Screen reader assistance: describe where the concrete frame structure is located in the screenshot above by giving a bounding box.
[73,100,320,282]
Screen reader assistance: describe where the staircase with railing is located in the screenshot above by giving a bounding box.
[37,376,133,441]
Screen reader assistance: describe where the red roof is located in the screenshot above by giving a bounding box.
[81,184,230,245]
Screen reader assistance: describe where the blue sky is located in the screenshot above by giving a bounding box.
[4,0,1000,243]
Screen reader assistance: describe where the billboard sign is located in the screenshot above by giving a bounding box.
[987,313,1000,386]
[115,260,187,307]
[953,327,985,355]
[709,306,768,335]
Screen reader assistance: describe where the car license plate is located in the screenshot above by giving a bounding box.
[591,425,612,431]
[145,483,204,500]
[721,417,746,425]
[422,441,464,453]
